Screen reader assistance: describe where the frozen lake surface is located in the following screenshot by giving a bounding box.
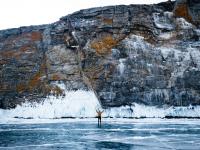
[0,119,200,150]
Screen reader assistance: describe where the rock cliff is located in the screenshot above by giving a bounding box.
[0,0,200,109]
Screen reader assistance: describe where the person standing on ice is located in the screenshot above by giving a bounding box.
[96,109,104,127]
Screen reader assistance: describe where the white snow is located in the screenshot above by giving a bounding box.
[158,32,174,40]
[124,35,151,52]
[118,58,126,75]
[104,103,165,118]
[122,35,150,59]
[195,29,200,36]
[159,47,173,59]
[71,31,79,42]
[167,106,200,117]
[153,12,174,30]
[104,104,200,118]
[190,48,200,69]
[164,11,174,19]
[159,45,200,78]
[73,19,97,28]
[159,47,185,61]
[175,18,194,29]
[153,12,195,30]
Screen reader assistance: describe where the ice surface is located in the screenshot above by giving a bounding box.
[1,118,200,150]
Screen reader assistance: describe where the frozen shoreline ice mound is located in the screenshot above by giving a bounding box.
[0,82,101,119]
[104,104,200,118]
[0,90,101,119]
[167,105,200,117]
[104,104,166,118]
[0,82,200,119]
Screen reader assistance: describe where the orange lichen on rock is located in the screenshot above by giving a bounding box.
[103,18,113,25]
[96,16,113,25]
[28,72,43,89]
[26,59,48,92]
[16,83,27,93]
[0,60,6,65]
[174,3,193,23]
[30,31,42,41]
[0,84,10,91]
[0,50,21,59]
[20,45,36,53]
[0,45,36,60]
[91,35,118,55]
[40,61,47,73]
[84,66,104,79]
[20,45,30,52]
[51,74,61,81]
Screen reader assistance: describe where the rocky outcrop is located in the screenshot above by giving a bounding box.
[0,0,200,109]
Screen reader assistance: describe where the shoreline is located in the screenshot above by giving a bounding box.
[1,117,200,125]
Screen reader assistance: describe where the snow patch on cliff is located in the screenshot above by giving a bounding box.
[159,47,183,61]
[153,12,174,30]
[175,18,194,29]
[189,48,200,69]
[158,32,174,40]
[159,45,200,78]
[118,58,126,75]
[124,35,151,51]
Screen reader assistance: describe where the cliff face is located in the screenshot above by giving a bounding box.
[0,0,200,109]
